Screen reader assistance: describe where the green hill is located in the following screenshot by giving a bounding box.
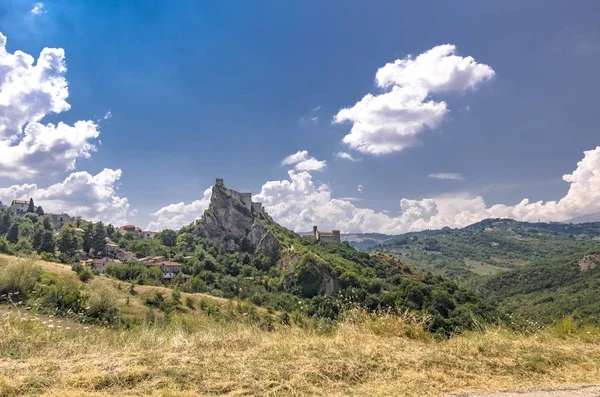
[370,219,600,281]
[366,219,600,326]
[0,182,500,334]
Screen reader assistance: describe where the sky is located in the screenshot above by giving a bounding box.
[0,0,599,234]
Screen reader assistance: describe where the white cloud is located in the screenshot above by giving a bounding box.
[103,111,112,120]
[335,151,360,162]
[146,187,212,231]
[375,44,495,92]
[357,184,363,193]
[339,197,364,202]
[428,173,465,180]
[294,158,327,171]
[0,169,134,225]
[0,31,100,178]
[299,106,321,124]
[30,2,45,15]
[334,44,494,155]
[253,146,600,233]
[281,150,310,166]
[280,150,327,171]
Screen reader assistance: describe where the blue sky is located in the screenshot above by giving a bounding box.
[0,0,599,233]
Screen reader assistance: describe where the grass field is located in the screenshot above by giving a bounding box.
[465,259,507,276]
[2,255,600,396]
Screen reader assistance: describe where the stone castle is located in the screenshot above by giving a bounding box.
[215,178,264,214]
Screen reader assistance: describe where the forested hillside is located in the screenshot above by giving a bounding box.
[369,219,600,281]
[364,219,600,326]
[0,185,500,334]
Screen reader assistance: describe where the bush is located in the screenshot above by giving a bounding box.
[0,236,13,255]
[0,260,41,297]
[185,296,195,309]
[72,263,94,282]
[86,285,119,323]
[198,298,220,316]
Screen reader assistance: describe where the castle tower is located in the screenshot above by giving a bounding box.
[313,225,318,239]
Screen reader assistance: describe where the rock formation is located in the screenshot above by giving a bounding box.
[193,179,279,256]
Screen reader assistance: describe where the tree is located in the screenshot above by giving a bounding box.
[27,198,35,213]
[33,216,55,253]
[0,210,11,235]
[157,229,177,247]
[35,206,44,216]
[32,222,43,251]
[82,222,94,253]
[39,230,55,253]
[58,224,81,261]
[18,219,34,238]
[106,224,116,240]
[24,212,39,224]
[92,222,107,257]
[7,222,19,244]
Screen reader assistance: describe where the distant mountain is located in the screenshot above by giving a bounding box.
[568,212,600,224]
[341,233,395,250]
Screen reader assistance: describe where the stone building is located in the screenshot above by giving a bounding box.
[10,200,29,216]
[303,225,341,244]
[48,213,71,228]
[215,178,265,215]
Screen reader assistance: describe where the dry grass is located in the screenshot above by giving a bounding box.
[1,307,600,396]
[2,254,600,396]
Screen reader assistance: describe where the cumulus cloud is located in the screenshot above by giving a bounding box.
[428,173,465,180]
[30,2,45,15]
[146,187,212,231]
[335,151,360,162]
[147,145,600,234]
[0,31,100,178]
[334,44,494,155]
[375,44,495,92]
[0,169,134,225]
[357,184,363,193]
[253,146,600,233]
[280,150,327,171]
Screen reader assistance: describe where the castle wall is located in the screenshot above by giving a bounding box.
[318,234,341,244]
[251,202,263,213]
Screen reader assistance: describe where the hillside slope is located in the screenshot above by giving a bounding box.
[2,304,600,396]
[172,181,500,333]
[477,251,600,325]
[369,219,600,281]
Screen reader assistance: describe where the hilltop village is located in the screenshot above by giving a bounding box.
[0,180,340,283]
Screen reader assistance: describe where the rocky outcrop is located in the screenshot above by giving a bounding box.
[282,256,341,297]
[193,181,279,255]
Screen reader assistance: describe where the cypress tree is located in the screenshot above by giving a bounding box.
[27,198,35,213]
[82,222,94,253]
[7,223,19,244]
[92,222,107,257]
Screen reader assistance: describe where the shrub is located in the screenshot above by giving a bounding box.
[0,236,13,255]
[86,284,119,323]
[0,260,41,297]
[72,262,94,282]
[185,296,195,309]
[198,298,220,316]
